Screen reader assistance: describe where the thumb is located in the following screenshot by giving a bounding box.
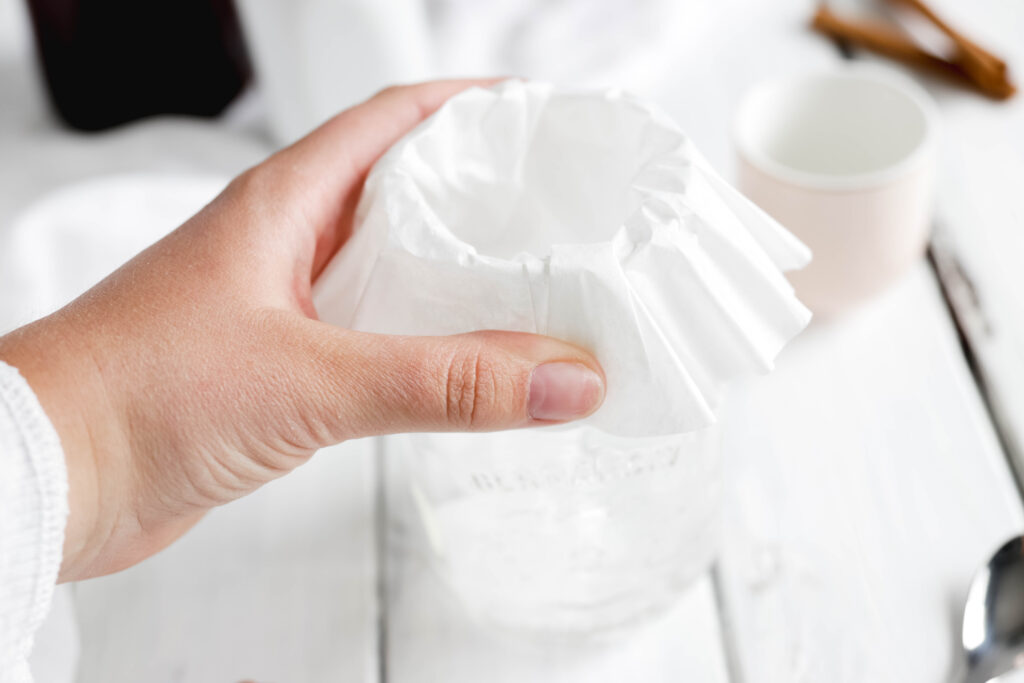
[293,323,606,440]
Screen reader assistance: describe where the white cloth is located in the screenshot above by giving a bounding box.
[0,361,68,683]
[234,0,701,144]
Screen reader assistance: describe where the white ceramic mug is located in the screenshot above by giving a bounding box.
[734,67,939,315]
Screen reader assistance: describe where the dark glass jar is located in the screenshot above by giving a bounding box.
[24,0,251,131]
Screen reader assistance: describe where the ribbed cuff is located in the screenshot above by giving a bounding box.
[0,360,69,681]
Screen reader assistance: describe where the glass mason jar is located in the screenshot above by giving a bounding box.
[392,424,721,638]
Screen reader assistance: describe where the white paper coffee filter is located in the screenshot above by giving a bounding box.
[314,80,811,436]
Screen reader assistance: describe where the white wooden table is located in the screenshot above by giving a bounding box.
[2,0,1024,681]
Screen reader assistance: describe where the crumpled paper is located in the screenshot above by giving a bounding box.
[313,80,811,436]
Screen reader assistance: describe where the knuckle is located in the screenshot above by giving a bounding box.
[442,347,500,429]
[223,166,280,216]
[375,84,404,100]
[225,166,265,198]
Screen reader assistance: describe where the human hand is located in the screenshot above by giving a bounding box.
[0,80,605,582]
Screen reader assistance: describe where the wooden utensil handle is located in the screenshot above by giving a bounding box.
[886,0,1007,78]
[811,5,1015,100]
[813,8,962,77]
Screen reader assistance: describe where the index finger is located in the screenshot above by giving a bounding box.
[290,78,504,184]
[269,78,504,276]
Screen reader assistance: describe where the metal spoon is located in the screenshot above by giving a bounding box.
[960,536,1024,683]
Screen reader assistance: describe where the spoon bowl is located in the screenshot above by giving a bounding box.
[962,536,1024,683]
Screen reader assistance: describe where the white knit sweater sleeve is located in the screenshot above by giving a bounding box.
[0,361,68,683]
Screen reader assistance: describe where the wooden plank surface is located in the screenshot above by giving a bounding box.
[922,0,1024,482]
[73,440,379,683]
[718,264,1024,682]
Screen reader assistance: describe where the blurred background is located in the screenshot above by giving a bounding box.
[0,0,837,210]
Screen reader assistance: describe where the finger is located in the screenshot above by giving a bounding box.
[266,78,504,276]
[288,78,504,188]
[290,322,606,440]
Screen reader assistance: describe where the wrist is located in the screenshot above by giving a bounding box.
[0,314,129,581]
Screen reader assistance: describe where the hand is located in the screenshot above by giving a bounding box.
[0,80,606,582]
